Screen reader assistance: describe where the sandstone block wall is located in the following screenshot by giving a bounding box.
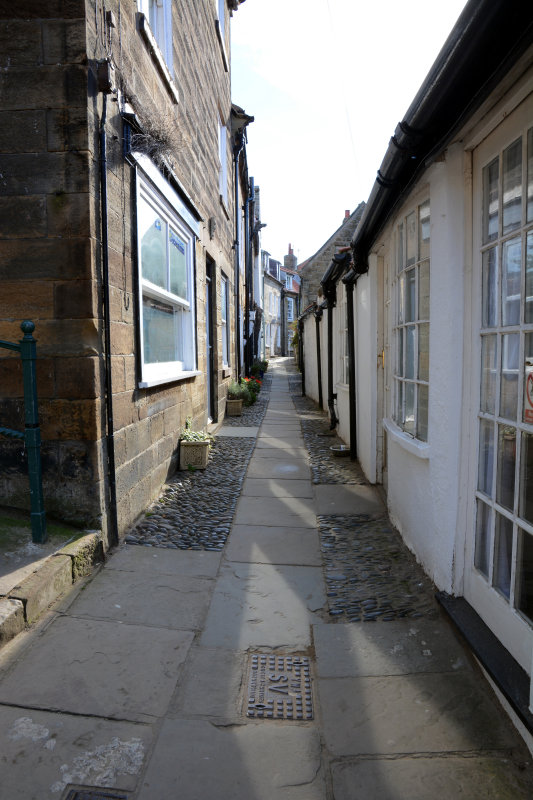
[0,1,242,541]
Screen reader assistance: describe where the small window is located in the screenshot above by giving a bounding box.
[219,122,228,205]
[393,199,430,441]
[136,167,197,387]
[287,298,294,322]
[138,0,173,73]
[221,273,230,367]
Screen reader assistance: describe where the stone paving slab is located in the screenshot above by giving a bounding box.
[200,561,325,649]
[260,425,303,436]
[167,646,246,722]
[0,705,152,800]
[319,672,519,756]
[330,756,533,799]
[234,495,316,528]
[314,483,386,516]
[241,477,314,498]
[313,619,470,677]
[0,616,194,722]
[136,719,325,800]
[253,441,309,458]
[217,426,260,437]
[103,543,222,577]
[63,568,214,631]
[246,458,311,481]
[226,525,322,566]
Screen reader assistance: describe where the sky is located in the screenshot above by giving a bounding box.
[230,0,468,265]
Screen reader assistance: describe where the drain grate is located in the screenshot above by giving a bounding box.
[62,788,129,800]
[245,653,313,720]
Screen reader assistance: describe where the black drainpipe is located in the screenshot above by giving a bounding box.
[343,263,368,461]
[344,277,357,460]
[233,137,243,381]
[99,93,119,547]
[326,300,338,429]
[298,317,305,396]
[314,306,323,409]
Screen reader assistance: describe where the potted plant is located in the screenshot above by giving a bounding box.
[226,380,246,416]
[179,417,214,470]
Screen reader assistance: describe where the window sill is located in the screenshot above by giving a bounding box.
[137,12,180,104]
[139,370,201,389]
[383,417,430,459]
[215,19,229,72]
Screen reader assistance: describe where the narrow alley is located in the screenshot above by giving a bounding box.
[0,359,531,799]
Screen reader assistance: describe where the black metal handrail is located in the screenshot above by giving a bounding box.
[0,321,46,543]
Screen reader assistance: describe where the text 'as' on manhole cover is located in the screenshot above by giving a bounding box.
[245,653,314,721]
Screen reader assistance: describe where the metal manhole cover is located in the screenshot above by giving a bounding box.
[245,653,313,720]
[62,789,129,800]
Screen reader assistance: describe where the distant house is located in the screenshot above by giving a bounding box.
[0,1,251,547]
[263,268,283,358]
[298,205,365,309]
[299,0,533,741]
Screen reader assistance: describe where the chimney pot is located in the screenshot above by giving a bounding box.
[344,210,350,219]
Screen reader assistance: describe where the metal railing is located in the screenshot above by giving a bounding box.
[0,321,47,543]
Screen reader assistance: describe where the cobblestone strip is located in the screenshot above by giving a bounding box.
[290,384,438,622]
[319,514,439,621]
[292,395,367,485]
[126,437,255,550]
[220,373,272,427]
[125,376,273,550]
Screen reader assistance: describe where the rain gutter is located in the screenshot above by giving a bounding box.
[350,0,533,274]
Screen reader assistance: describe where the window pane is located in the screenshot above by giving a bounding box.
[524,332,533,424]
[500,332,519,419]
[475,499,491,577]
[397,328,404,377]
[478,418,494,496]
[419,260,430,320]
[418,323,429,382]
[502,237,521,326]
[493,513,513,599]
[406,212,416,266]
[405,325,415,379]
[404,382,415,435]
[405,269,416,322]
[480,334,497,413]
[139,197,167,290]
[528,127,533,223]
[502,137,522,235]
[221,278,227,323]
[396,380,403,424]
[398,275,405,323]
[526,231,533,324]
[417,384,428,442]
[169,227,187,299]
[397,223,404,272]
[482,247,498,327]
[418,201,430,261]
[516,529,533,624]
[496,424,516,511]
[519,431,533,526]
[483,157,499,244]
[143,296,181,364]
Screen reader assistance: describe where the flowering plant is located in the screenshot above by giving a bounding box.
[180,416,214,444]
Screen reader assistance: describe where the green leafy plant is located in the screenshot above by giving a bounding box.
[179,416,214,444]
[227,380,248,400]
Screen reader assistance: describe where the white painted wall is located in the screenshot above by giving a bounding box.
[376,147,466,592]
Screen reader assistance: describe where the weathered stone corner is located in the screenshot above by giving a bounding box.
[58,531,104,581]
